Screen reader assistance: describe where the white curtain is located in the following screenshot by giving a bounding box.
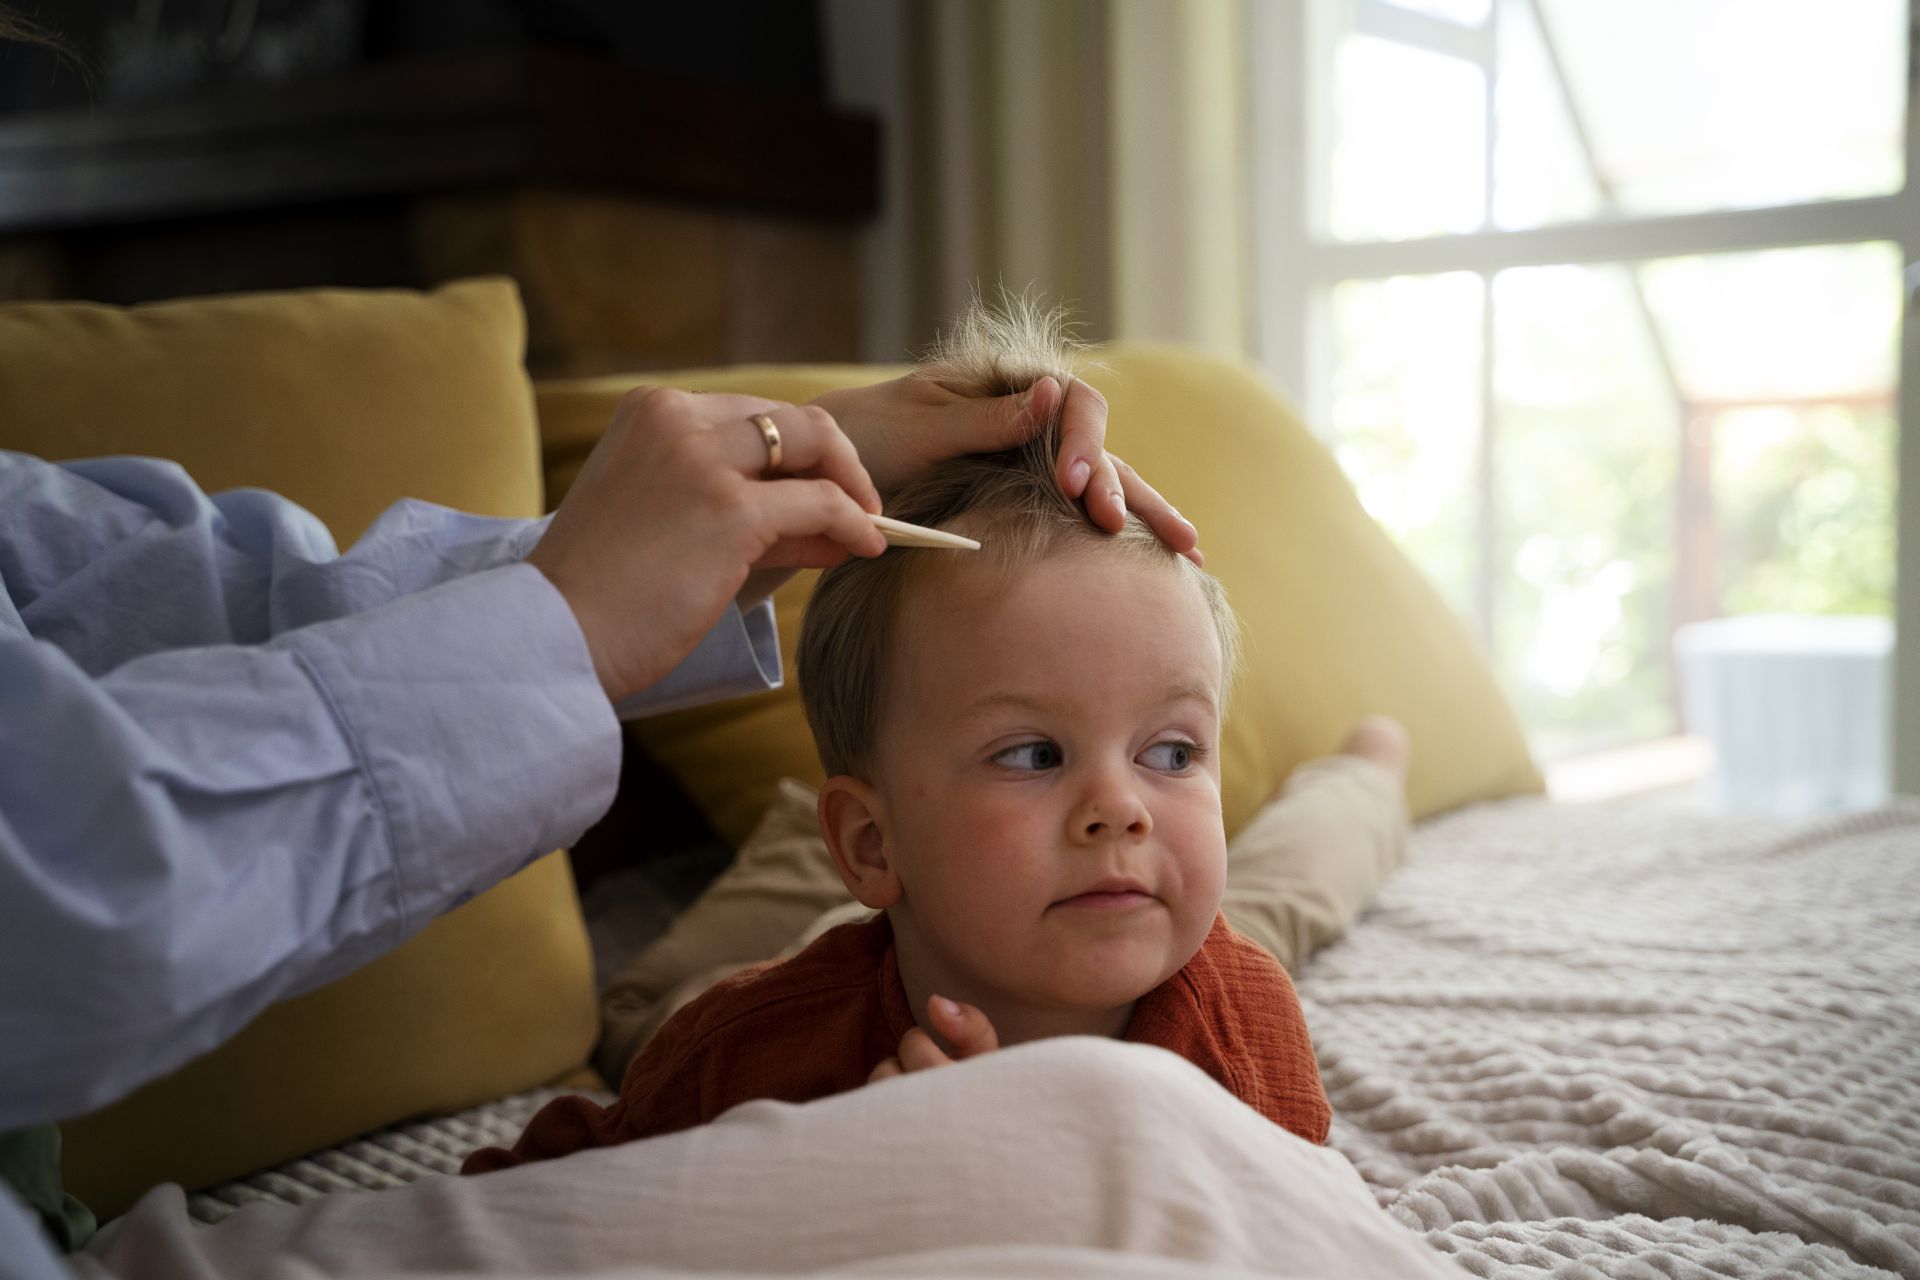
[828,0,1253,360]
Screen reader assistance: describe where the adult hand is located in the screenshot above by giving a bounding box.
[811,373,1203,566]
[868,995,1001,1082]
[527,388,885,704]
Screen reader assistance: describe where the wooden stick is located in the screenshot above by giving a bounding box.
[871,513,980,551]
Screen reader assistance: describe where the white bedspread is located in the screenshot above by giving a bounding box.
[1299,795,1920,1279]
[79,1039,1463,1279]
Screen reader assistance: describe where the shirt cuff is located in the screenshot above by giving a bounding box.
[278,562,622,930]
[611,597,784,721]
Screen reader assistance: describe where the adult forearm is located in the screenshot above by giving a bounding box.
[0,565,620,1130]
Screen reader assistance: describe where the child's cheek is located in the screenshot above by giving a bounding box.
[1198,842,1229,906]
[967,793,1038,843]
[958,792,1047,862]
[1170,807,1230,901]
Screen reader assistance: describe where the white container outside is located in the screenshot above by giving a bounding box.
[1672,614,1893,816]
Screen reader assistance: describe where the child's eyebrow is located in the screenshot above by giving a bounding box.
[956,684,1218,725]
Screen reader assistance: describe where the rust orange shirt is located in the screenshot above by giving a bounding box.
[464,912,1329,1174]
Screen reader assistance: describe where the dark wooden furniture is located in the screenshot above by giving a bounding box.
[0,45,879,376]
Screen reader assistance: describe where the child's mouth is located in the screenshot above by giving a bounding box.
[1056,890,1154,910]
[1053,880,1155,910]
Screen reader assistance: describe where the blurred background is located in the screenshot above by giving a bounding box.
[0,0,1910,812]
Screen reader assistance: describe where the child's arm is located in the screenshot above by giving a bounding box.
[1220,719,1411,971]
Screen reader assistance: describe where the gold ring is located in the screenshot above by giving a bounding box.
[750,413,783,473]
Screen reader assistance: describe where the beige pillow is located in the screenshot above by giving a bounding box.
[597,778,866,1080]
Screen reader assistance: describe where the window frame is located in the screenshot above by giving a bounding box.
[1247,0,1920,778]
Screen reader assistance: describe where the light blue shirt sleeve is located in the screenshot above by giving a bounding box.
[0,451,781,1139]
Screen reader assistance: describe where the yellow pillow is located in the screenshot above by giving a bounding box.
[535,346,1542,848]
[0,278,542,544]
[0,279,597,1218]
[62,856,591,1217]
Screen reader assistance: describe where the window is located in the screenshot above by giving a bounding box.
[1251,0,1909,761]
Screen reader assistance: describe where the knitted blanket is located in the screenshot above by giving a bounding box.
[185,1087,612,1224]
[1298,796,1920,1279]
[187,796,1920,1279]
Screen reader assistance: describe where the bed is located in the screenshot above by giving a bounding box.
[13,280,1913,1278]
[151,791,1919,1279]
[1306,792,1919,1278]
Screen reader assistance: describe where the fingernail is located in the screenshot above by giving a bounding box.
[1068,459,1091,493]
[933,995,961,1019]
[1111,489,1127,516]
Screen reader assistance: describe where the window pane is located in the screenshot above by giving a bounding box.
[1330,36,1487,241]
[1635,245,1904,625]
[1327,273,1484,619]
[1498,0,1907,224]
[1326,251,1897,761]
[1488,246,1898,758]
[1381,0,1491,24]
[1714,404,1896,618]
[1639,243,1901,623]
[1492,265,1679,758]
[1491,0,1603,228]
[1639,243,1902,402]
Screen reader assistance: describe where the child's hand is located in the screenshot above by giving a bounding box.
[867,995,1000,1082]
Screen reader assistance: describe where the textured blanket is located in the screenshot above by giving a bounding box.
[1298,796,1920,1279]
[182,796,1920,1279]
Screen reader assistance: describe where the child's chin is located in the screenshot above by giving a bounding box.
[1044,957,1177,1010]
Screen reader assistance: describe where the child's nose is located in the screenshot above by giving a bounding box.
[1070,779,1153,842]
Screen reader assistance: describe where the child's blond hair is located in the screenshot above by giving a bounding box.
[797,297,1240,780]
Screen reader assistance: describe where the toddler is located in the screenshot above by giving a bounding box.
[465,306,1401,1173]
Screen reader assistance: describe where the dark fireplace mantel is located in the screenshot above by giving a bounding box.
[0,47,880,377]
[0,46,878,234]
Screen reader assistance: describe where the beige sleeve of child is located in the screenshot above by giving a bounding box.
[1220,755,1410,972]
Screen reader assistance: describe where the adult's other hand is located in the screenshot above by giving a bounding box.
[812,373,1203,566]
[528,388,885,704]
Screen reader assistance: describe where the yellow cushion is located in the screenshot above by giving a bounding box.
[0,278,543,544]
[61,856,592,1217]
[0,279,597,1218]
[535,346,1542,849]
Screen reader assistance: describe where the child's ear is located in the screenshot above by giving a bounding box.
[818,776,900,909]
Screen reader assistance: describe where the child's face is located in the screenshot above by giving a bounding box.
[867,544,1228,1019]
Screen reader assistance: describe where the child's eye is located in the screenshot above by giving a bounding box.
[1140,740,1202,772]
[993,741,1063,771]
